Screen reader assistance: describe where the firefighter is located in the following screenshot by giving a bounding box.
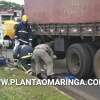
[32,43,57,79]
[15,15,32,41]
[13,15,32,59]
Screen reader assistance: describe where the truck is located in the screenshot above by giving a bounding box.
[0,13,14,47]
[24,0,100,78]
[0,10,21,48]
[0,13,13,23]
[3,20,17,48]
[0,25,4,46]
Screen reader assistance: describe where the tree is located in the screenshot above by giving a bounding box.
[0,1,22,10]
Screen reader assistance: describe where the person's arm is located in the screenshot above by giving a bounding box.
[47,42,57,59]
[28,24,33,39]
[46,44,54,58]
[27,24,33,46]
[28,24,32,34]
[14,24,19,39]
[48,47,54,56]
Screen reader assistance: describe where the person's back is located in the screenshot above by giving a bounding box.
[35,44,49,51]
[34,44,54,57]
[32,43,56,79]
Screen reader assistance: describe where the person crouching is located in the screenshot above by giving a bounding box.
[32,43,56,79]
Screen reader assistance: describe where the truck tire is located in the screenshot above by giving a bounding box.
[94,49,100,78]
[84,44,97,77]
[66,43,91,78]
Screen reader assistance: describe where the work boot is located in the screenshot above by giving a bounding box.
[26,68,33,75]
[47,74,58,80]
[37,73,43,79]
[13,59,18,67]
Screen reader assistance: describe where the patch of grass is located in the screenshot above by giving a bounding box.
[0,67,73,100]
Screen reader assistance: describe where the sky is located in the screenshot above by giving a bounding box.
[0,0,24,5]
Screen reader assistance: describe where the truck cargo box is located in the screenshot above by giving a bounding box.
[24,0,100,24]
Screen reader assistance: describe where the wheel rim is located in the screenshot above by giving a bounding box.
[68,53,81,75]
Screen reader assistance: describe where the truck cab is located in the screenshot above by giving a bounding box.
[0,13,20,48]
[0,13,13,23]
[0,25,4,47]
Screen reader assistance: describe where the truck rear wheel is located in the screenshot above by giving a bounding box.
[94,49,100,78]
[84,44,97,77]
[66,43,91,78]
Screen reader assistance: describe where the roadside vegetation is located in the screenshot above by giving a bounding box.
[0,67,72,100]
[0,1,22,10]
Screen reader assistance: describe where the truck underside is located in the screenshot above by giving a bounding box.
[31,22,100,79]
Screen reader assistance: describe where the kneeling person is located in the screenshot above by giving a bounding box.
[32,44,56,79]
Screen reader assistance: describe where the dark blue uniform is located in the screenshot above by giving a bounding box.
[13,22,32,59]
[15,22,32,42]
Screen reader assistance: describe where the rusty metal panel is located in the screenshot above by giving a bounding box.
[24,0,100,24]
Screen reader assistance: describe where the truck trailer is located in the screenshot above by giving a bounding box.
[24,0,100,78]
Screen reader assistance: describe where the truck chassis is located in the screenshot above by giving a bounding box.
[31,22,100,79]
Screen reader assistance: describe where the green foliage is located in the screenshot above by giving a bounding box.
[0,1,22,10]
[0,67,73,100]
